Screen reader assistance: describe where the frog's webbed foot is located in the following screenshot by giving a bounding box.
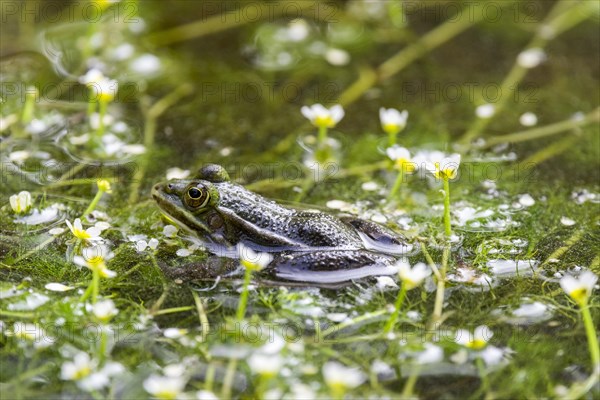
[264,250,398,285]
[340,217,413,255]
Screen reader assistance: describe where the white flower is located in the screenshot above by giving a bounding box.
[322,361,366,392]
[61,352,96,382]
[376,276,399,290]
[79,68,105,85]
[73,245,116,278]
[66,218,102,242]
[88,77,119,103]
[9,150,30,163]
[9,191,32,214]
[518,193,535,207]
[426,153,461,180]
[559,270,598,305]
[455,325,493,350]
[196,390,219,400]
[517,48,546,69]
[92,299,118,323]
[62,353,123,392]
[45,282,74,292]
[89,112,114,129]
[386,145,415,173]
[112,42,135,60]
[479,345,505,366]
[380,108,408,135]
[396,261,431,290]
[148,238,159,249]
[247,353,284,377]
[164,328,188,339]
[176,248,191,257]
[475,103,495,119]
[325,48,350,66]
[130,53,162,75]
[11,322,54,348]
[48,227,65,235]
[519,112,538,127]
[300,104,344,128]
[122,144,146,155]
[163,364,186,378]
[286,19,309,41]
[413,343,444,364]
[237,243,273,271]
[136,240,148,252]
[560,216,576,226]
[0,114,18,132]
[163,225,178,238]
[166,167,190,180]
[143,374,187,400]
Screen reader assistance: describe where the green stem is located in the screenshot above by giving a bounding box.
[443,177,452,239]
[484,107,599,148]
[420,242,441,281]
[91,268,100,304]
[236,268,253,320]
[429,245,449,331]
[317,125,328,148]
[388,131,397,147]
[383,284,407,334]
[387,168,404,201]
[96,100,108,138]
[82,189,105,219]
[99,328,108,363]
[192,290,210,342]
[0,310,35,318]
[205,363,215,391]
[87,98,97,117]
[321,309,387,338]
[80,283,92,302]
[401,365,421,399]
[221,358,238,399]
[475,357,490,394]
[580,304,600,373]
[21,91,36,124]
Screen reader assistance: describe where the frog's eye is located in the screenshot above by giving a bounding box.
[185,186,210,209]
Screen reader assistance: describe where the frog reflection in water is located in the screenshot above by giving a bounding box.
[152,164,412,285]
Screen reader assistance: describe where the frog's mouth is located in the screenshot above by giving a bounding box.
[151,182,212,236]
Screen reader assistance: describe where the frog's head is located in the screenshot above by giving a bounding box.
[152,179,222,235]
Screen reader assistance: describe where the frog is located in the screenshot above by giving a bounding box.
[152,164,413,286]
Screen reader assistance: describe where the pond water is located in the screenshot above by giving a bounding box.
[1,1,599,399]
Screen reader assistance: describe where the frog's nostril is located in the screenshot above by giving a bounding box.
[167,183,174,191]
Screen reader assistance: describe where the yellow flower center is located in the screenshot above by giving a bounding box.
[466,338,487,350]
[73,366,92,380]
[241,259,263,271]
[434,162,457,180]
[383,123,401,135]
[314,115,334,128]
[154,390,178,400]
[97,179,112,193]
[395,158,415,174]
[569,288,589,305]
[74,229,91,240]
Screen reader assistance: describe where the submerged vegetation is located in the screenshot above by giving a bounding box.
[1,0,599,399]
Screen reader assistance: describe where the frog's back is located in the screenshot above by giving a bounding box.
[215,182,362,249]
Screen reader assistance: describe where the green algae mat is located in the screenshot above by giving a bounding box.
[1,1,599,399]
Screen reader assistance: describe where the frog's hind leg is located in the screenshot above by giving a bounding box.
[266,250,399,285]
[340,217,414,255]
